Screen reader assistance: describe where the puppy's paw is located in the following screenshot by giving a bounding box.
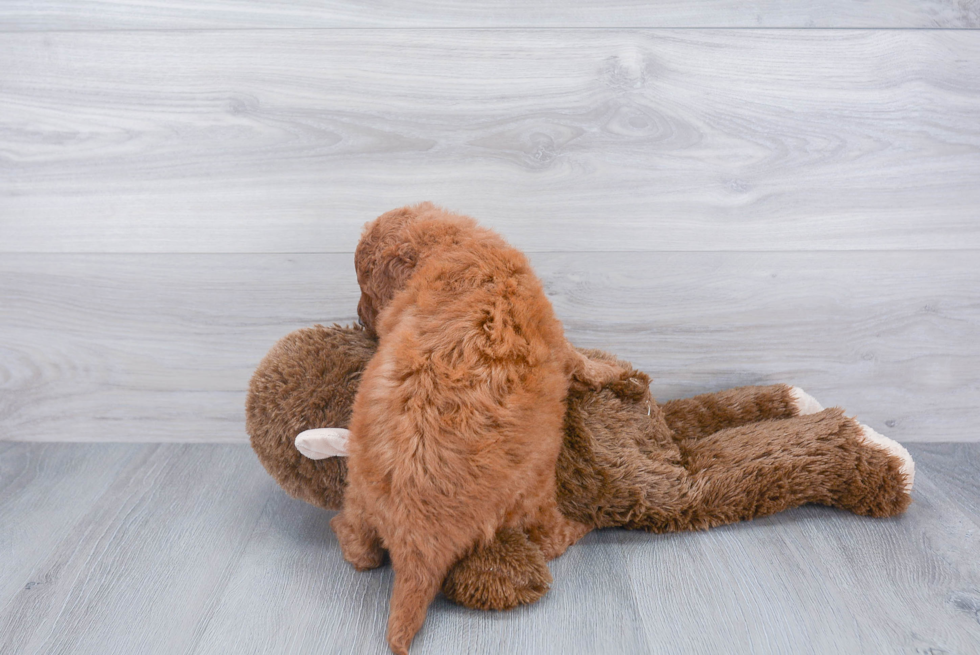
[330,512,386,571]
[857,423,915,493]
[789,386,824,415]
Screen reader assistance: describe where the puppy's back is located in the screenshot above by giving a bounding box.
[347,208,571,654]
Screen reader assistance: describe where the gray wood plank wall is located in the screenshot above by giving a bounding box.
[1,4,978,443]
[3,30,979,253]
[2,0,978,29]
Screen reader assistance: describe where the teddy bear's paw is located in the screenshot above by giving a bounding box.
[442,529,552,611]
[295,428,350,459]
[789,387,824,415]
[857,423,915,493]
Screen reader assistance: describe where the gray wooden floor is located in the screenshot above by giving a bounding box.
[1,442,978,655]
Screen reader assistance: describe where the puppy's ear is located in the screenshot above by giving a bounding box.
[395,241,417,267]
[381,241,419,289]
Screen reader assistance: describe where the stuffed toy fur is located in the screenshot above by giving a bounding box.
[247,323,914,637]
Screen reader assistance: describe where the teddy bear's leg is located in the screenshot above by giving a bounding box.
[247,324,377,511]
[441,527,553,611]
[330,508,386,571]
[440,502,588,611]
[387,511,589,650]
[662,384,823,441]
[670,408,913,528]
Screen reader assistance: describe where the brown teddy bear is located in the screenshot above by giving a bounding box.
[247,323,914,615]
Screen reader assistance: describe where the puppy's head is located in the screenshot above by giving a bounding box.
[354,203,430,333]
[355,202,485,333]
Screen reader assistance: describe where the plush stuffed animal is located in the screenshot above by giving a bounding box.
[247,323,914,618]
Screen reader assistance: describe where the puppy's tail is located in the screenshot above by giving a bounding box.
[386,545,454,655]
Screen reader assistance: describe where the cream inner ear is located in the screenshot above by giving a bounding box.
[295,428,351,459]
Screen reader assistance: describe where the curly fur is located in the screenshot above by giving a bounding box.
[337,203,600,654]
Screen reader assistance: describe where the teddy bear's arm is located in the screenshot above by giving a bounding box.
[565,345,625,390]
[662,384,822,441]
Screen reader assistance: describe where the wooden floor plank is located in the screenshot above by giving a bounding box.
[908,443,980,529]
[1,0,976,30]
[188,489,395,655]
[420,532,652,655]
[0,444,273,655]
[0,443,978,654]
[2,251,976,443]
[620,479,980,654]
[0,442,144,610]
[2,30,979,253]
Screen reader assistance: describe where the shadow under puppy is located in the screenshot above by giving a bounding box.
[333,203,621,654]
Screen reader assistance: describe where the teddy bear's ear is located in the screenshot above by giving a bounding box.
[295,428,351,459]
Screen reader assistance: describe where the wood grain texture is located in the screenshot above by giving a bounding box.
[1,251,977,443]
[0,442,143,606]
[620,465,980,654]
[2,30,979,253]
[910,442,980,528]
[1,443,979,654]
[1,0,978,29]
[0,443,272,655]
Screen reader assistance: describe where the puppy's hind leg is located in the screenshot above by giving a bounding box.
[331,510,385,571]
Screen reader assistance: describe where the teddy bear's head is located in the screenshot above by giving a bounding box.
[247,324,377,509]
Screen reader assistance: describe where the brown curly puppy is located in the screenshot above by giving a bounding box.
[332,203,616,654]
